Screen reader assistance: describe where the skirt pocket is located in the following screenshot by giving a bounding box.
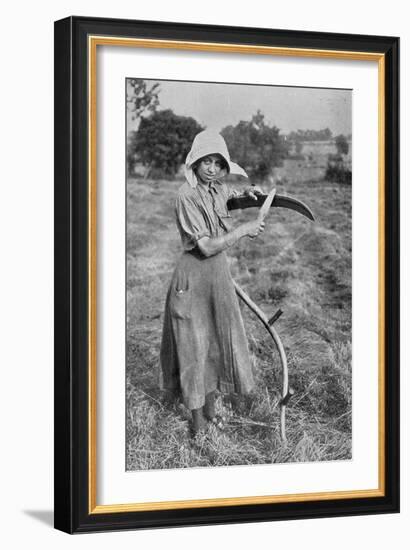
[169,271,192,320]
[169,288,192,320]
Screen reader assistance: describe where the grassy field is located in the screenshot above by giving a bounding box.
[126,160,352,470]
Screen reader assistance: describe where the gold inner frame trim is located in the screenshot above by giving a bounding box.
[88,35,386,514]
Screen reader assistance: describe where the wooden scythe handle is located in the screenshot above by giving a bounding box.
[233,280,289,442]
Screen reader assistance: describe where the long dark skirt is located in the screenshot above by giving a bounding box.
[160,249,254,410]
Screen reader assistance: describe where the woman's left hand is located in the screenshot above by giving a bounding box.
[244,185,264,200]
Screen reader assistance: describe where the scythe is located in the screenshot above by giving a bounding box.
[229,192,314,443]
[227,192,315,221]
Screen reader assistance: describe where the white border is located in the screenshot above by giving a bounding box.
[97,45,379,505]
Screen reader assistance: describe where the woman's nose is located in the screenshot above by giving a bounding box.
[208,162,216,173]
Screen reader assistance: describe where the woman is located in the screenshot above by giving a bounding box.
[160,130,265,435]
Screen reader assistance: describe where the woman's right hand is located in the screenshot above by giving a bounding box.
[243,219,266,238]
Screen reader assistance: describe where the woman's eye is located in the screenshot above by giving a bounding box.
[201,157,222,170]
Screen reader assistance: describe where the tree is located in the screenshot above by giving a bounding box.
[288,127,332,141]
[132,109,204,178]
[127,130,139,176]
[127,79,160,175]
[326,134,351,184]
[335,134,349,156]
[221,111,288,181]
[127,79,160,123]
[325,154,352,184]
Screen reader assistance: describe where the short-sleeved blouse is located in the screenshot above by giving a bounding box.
[175,180,235,250]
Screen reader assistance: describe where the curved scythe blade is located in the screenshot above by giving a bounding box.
[227,193,315,221]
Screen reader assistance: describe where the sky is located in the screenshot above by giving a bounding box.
[128,79,352,136]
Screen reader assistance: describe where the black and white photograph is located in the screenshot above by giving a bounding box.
[126,78,352,471]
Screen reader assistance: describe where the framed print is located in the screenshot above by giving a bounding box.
[54,16,399,533]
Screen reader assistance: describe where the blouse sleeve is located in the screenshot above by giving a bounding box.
[175,194,211,250]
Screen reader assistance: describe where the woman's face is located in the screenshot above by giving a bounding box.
[195,154,227,184]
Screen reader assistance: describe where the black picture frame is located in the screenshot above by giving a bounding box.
[54,15,399,534]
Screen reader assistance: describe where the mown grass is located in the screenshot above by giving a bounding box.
[126,160,352,470]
